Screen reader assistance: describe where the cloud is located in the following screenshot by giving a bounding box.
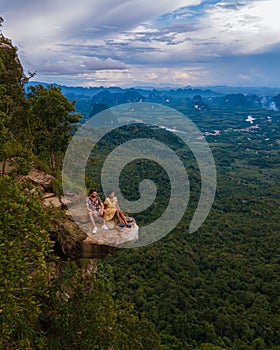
[2,0,199,41]
[1,1,201,73]
[79,65,204,87]
[1,0,280,86]
[199,0,280,55]
[35,57,126,75]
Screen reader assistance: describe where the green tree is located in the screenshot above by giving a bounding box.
[198,344,228,350]
[42,261,162,350]
[0,177,54,349]
[27,85,81,169]
[0,24,28,170]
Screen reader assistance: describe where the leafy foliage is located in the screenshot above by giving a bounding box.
[27,85,81,169]
[42,261,161,350]
[0,177,53,349]
[0,31,27,172]
[0,29,81,172]
[100,105,280,349]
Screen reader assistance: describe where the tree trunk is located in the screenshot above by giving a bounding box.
[50,150,56,170]
[1,156,6,175]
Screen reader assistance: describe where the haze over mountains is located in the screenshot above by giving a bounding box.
[26,82,280,124]
[26,82,280,98]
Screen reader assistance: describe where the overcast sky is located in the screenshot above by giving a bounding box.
[1,0,280,87]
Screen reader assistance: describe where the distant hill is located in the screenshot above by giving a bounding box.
[26,82,280,97]
[25,81,280,121]
[25,81,106,98]
[90,89,146,106]
[205,85,280,96]
[25,81,221,99]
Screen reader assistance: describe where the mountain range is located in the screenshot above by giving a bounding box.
[25,81,280,123]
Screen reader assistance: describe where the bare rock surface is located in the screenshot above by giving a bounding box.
[42,192,56,199]
[53,196,139,257]
[43,196,63,208]
[83,217,138,248]
[67,204,90,223]
[53,216,129,259]
[26,168,55,191]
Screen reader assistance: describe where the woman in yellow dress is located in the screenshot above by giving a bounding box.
[104,191,131,228]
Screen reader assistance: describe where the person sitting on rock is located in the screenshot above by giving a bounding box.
[86,189,109,234]
[104,191,131,228]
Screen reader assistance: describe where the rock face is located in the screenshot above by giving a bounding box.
[42,193,64,208]
[27,168,55,192]
[66,200,139,257]
[52,218,118,259]
[53,207,139,258]
[52,215,139,259]
[65,204,89,223]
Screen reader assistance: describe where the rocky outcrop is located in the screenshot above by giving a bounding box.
[21,166,139,259]
[81,217,138,248]
[42,193,64,208]
[51,217,118,259]
[27,168,55,192]
[51,214,138,259]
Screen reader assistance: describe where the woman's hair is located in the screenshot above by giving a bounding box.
[108,191,114,196]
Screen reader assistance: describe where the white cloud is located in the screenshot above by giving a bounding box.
[35,57,126,75]
[2,0,201,43]
[1,0,280,86]
[1,0,202,77]
[58,65,205,87]
[198,0,280,55]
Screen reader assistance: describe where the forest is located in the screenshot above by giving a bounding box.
[88,98,280,349]
[1,18,280,349]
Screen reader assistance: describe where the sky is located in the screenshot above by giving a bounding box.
[1,0,280,87]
